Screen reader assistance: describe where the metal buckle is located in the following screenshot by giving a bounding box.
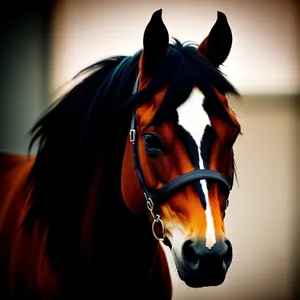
[146,196,154,211]
[130,129,136,143]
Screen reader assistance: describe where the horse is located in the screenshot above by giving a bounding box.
[0,9,241,299]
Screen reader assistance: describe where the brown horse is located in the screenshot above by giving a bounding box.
[0,9,241,299]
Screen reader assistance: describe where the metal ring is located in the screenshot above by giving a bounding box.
[152,216,166,241]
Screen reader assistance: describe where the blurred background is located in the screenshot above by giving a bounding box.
[0,0,299,299]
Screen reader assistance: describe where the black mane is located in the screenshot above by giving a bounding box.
[23,39,239,269]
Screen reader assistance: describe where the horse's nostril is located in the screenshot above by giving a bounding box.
[182,239,199,266]
[223,239,233,268]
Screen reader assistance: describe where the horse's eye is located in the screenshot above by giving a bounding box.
[143,133,163,156]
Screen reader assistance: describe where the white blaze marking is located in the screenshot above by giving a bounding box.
[177,90,216,249]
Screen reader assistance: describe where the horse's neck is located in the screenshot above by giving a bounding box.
[80,192,164,295]
[82,164,160,273]
[93,198,159,270]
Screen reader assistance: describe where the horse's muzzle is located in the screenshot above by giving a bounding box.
[178,238,232,288]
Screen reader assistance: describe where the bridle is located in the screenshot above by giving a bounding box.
[129,77,232,241]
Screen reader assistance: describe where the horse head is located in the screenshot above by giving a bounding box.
[121,9,241,288]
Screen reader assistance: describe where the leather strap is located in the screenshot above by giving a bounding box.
[151,169,230,203]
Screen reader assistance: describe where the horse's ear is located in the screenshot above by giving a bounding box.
[141,9,169,76]
[197,11,232,67]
